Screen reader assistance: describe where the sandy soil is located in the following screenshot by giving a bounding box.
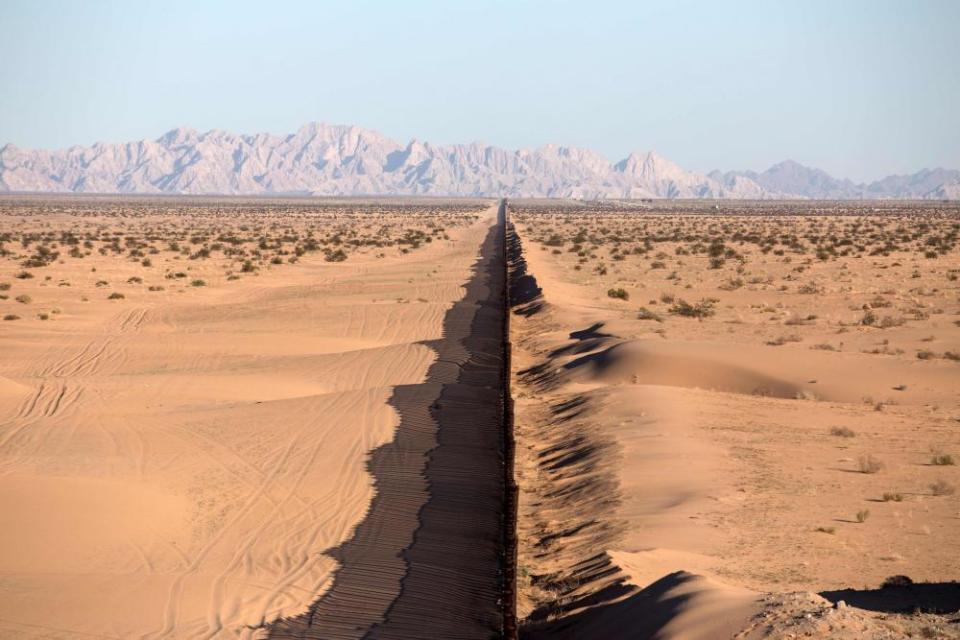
[509,202,960,638]
[0,198,494,639]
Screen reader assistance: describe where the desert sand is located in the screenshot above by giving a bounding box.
[2,195,959,640]
[0,197,502,639]
[509,201,960,638]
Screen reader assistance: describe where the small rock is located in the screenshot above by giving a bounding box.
[835,600,846,609]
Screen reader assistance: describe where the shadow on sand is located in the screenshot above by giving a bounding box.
[820,580,960,614]
[522,572,735,640]
[507,221,544,317]
[268,213,506,639]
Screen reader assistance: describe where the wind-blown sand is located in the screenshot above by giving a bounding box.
[0,198,501,639]
[509,203,960,638]
[3,196,959,639]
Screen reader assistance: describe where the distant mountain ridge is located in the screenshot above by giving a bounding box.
[1,123,957,199]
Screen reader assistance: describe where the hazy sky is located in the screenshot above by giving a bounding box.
[1,0,958,182]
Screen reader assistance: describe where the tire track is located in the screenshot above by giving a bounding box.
[268,205,507,640]
[2,307,148,464]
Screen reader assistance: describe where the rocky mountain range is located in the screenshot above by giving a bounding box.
[1,123,957,199]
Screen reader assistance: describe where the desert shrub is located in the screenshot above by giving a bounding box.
[14,294,31,304]
[856,509,870,523]
[107,292,125,300]
[38,312,49,320]
[767,334,802,346]
[3,314,20,321]
[858,454,884,474]
[881,492,904,502]
[931,454,955,466]
[607,287,629,301]
[930,479,956,496]
[191,279,206,287]
[325,249,348,262]
[916,350,936,360]
[15,271,33,279]
[814,526,836,534]
[636,307,662,322]
[719,277,743,290]
[812,343,837,351]
[0,282,10,291]
[127,276,143,284]
[881,575,913,588]
[830,426,856,438]
[797,282,822,294]
[148,285,164,291]
[878,315,905,329]
[669,298,716,318]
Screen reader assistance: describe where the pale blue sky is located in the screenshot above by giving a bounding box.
[1,0,957,182]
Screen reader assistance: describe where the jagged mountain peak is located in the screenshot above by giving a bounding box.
[0,123,956,199]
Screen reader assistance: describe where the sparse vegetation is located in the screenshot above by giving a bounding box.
[830,426,856,438]
[606,287,629,301]
[669,298,716,318]
[636,307,662,322]
[929,479,956,496]
[858,454,884,474]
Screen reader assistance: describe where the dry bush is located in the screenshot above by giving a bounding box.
[929,479,956,496]
[830,426,856,438]
[858,454,884,474]
[669,298,716,318]
[607,287,629,301]
[636,307,662,322]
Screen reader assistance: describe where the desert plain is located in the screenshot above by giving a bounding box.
[0,196,958,639]
[509,200,960,638]
[0,196,504,639]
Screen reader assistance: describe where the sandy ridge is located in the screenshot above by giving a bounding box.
[269,206,506,639]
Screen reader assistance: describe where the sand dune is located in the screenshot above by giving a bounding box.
[0,199,500,639]
[269,203,506,639]
[509,204,960,638]
[3,195,958,639]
